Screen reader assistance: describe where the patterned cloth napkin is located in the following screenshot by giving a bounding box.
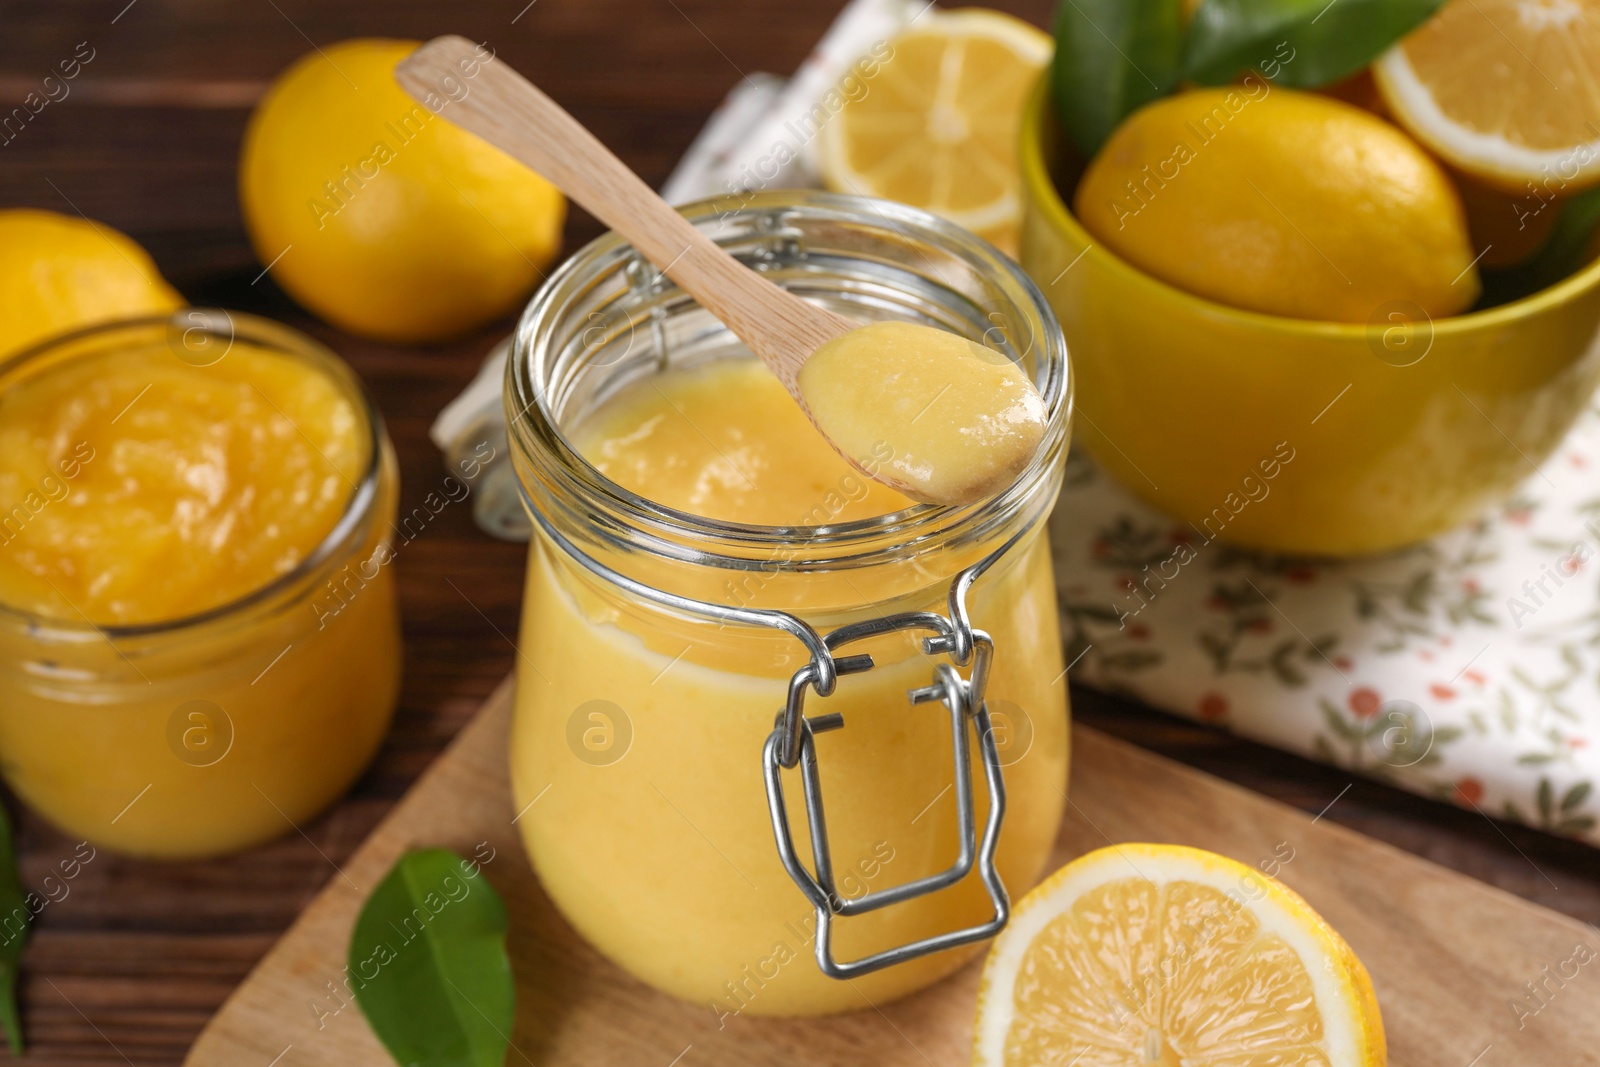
[1049,425,1600,845]
[436,0,1600,845]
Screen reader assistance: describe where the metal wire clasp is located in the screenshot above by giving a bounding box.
[761,601,1010,979]
[525,500,1030,981]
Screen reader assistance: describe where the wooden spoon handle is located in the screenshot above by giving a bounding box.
[395,35,848,387]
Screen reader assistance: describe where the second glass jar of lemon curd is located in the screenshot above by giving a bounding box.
[508,192,1072,1015]
[0,314,401,859]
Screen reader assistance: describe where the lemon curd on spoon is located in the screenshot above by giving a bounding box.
[0,317,401,858]
[797,320,1049,506]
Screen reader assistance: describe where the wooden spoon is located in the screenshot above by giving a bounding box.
[396,36,1047,507]
[396,35,849,395]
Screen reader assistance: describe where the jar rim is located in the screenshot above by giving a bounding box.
[507,190,1073,572]
[0,310,385,640]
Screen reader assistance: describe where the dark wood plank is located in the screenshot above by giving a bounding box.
[0,1,1595,1063]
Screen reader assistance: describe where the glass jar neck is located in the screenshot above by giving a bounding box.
[508,191,1072,618]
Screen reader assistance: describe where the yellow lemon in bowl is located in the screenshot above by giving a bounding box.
[0,209,181,358]
[239,38,565,344]
[1073,87,1479,322]
[1020,76,1600,555]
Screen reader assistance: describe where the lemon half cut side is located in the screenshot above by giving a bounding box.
[974,844,1386,1067]
[819,8,1051,255]
[1375,0,1600,194]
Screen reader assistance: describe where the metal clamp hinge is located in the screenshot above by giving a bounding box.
[523,500,1034,981]
[762,621,1009,979]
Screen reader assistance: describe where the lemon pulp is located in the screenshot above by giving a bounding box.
[1010,878,1331,1064]
[976,845,1385,1066]
[819,9,1051,254]
[1376,0,1600,191]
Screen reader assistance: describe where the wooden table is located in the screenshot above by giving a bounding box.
[0,2,1595,1063]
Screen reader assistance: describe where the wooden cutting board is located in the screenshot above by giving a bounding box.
[186,676,1600,1066]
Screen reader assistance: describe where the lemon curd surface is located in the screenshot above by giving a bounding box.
[0,345,360,623]
[511,359,1068,1015]
[0,326,401,857]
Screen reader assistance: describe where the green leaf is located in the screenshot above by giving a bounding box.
[1199,631,1230,666]
[351,849,514,1067]
[1401,571,1435,615]
[1537,779,1555,822]
[1185,0,1446,88]
[1269,640,1307,686]
[1099,649,1165,672]
[1320,700,1361,742]
[1478,184,1600,308]
[1561,780,1593,813]
[1499,689,1519,733]
[1547,186,1600,271]
[0,804,25,1055]
[1051,0,1185,157]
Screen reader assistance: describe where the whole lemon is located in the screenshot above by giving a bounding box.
[0,209,181,357]
[1074,87,1478,322]
[239,39,565,344]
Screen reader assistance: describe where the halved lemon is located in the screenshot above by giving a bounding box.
[974,844,1386,1067]
[818,8,1051,256]
[1374,0,1600,194]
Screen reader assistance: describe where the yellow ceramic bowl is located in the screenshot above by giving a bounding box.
[1019,80,1600,555]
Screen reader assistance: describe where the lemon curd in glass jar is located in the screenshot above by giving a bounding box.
[509,193,1072,1015]
[0,313,401,858]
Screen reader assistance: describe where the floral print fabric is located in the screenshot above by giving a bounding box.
[1053,403,1600,845]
